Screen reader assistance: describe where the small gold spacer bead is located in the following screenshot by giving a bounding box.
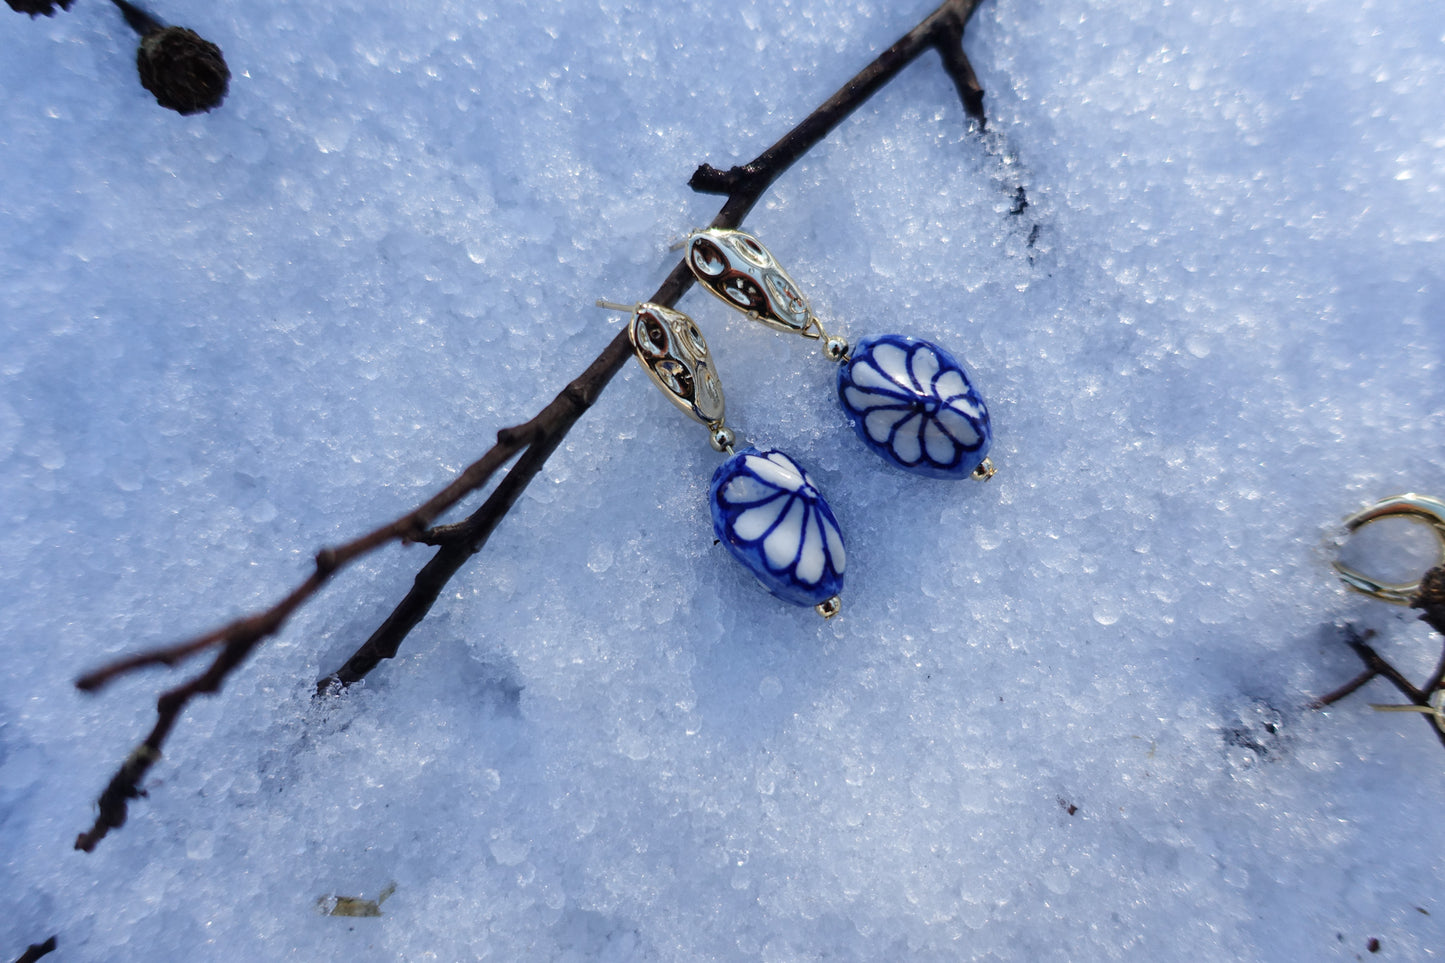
[709,424,737,454]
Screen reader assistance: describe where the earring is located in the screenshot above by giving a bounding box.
[597,300,846,619]
[684,228,995,482]
[1334,493,1445,604]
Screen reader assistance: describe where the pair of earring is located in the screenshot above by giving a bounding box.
[600,227,994,619]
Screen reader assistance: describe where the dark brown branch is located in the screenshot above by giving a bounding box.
[13,937,57,963]
[932,11,988,125]
[317,239,731,685]
[315,330,634,689]
[1423,650,1445,706]
[76,0,995,851]
[1341,626,1425,703]
[76,425,537,693]
[75,409,548,849]
[1311,666,1379,709]
[691,0,987,210]
[110,0,161,35]
[1315,570,1445,749]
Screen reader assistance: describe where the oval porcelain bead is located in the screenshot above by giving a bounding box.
[836,334,992,479]
[709,447,846,607]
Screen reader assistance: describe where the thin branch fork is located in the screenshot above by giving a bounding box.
[73,370,590,851]
[75,411,546,694]
[690,0,987,206]
[1314,568,1445,749]
[74,0,993,852]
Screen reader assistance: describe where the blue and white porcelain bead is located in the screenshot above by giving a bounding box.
[709,447,845,608]
[837,334,992,479]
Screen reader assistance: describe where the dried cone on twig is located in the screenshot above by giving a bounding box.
[6,0,74,16]
[1414,565,1445,636]
[136,25,230,115]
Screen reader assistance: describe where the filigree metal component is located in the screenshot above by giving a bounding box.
[604,301,726,427]
[687,228,815,336]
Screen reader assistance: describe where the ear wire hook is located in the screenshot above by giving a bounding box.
[1369,687,1445,734]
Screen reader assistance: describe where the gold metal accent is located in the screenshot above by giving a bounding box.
[684,229,856,365]
[1333,493,1445,604]
[823,335,851,364]
[1370,688,1445,734]
[815,595,842,620]
[708,422,737,455]
[598,299,726,428]
[800,317,852,365]
[685,229,818,327]
[971,457,996,482]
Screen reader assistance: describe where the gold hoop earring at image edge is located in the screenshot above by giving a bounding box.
[1333,493,1445,604]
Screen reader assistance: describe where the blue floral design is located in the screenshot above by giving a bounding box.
[836,334,991,479]
[709,447,845,607]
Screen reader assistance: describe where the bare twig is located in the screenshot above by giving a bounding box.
[1315,568,1445,749]
[76,0,994,851]
[76,412,542,848]
[110,0,161,35]
[690,0,987,206]
[315,325,650,689]
[13,936,57,963]
[1311,665,1379,709]
[1343,625,1426,702]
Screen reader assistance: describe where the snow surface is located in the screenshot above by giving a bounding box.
[2,0,1444,959]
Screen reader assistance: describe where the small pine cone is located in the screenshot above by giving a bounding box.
[1414,565,1445,634]
[136,26,230,115]
[6,0,75,16]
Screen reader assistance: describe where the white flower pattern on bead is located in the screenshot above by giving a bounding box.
[710,448,845,607]
[837,334,991,479]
